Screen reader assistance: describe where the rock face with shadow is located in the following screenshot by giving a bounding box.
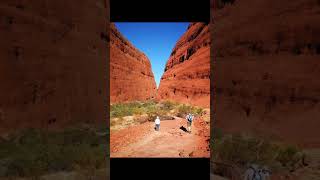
[0,1,108,133]
[110,23,157,103]
[158,22,210,108]
[212,0,320,147]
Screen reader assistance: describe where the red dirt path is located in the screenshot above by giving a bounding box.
[110,116,210,157]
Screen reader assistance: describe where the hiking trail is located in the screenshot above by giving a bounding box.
[110,116,210,157]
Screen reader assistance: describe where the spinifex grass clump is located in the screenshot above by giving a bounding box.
[211,128,305,174]
[110,100,203,118]
[0,123,108,178]
[110,100,157,118]
[0,128,48,178]
[110,102,143,118]
[176,104,203,118]
[160,100,178,111]
[110,101,205,128]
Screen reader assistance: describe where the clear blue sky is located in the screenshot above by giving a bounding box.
[114,22,189,87]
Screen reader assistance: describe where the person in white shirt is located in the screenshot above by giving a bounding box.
[185,113,194,133]
[155,116,160,131]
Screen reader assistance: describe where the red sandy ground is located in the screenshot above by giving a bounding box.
[110,116,210,157]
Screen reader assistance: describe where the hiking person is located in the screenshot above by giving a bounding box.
[155,116,160,131]
[244,164,261,180]
[185,113,194,133]
[244,164,271,180]
[260,166,271,180]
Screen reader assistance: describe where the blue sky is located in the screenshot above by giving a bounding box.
[114,22,189,87]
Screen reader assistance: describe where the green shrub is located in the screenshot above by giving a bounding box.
[111,101,202,119]
[176,104,193,117]
[194,107,204,115]
[146,108,166,122]
[160,100,176,111]
[0,124,108,178]
[212,133,303,172]
[110,101,158,118]
[276,145,301,168]
[143,100,157,107]
[176,104,203,117]
[3,129,48,177]
[110,102,138,117]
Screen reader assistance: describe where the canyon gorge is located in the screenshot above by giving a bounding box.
[110,22,210,108]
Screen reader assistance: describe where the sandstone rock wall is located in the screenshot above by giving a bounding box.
[212,0,320,147]
[158,22,211,108]
[0,0,108,132]
[110,23,157,103]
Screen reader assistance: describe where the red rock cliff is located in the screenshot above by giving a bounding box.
[212,0,320,147]
[157,22,210,108]
[110,23,157,103]
[0,1,108,133]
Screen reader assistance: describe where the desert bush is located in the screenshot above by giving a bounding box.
[134,115,149,124]
[143,100,157,107]
[146,108,166,122]
[276,145,301,168]
[110,101,158,118]
[110,102,142,118]
[144,103,158,114]
[3,129,48,177]
[110,104,130,118]
[0,124,108,178]
[212,133,304,172]
[110,119,118,127]
[176,104,203,117]
[110,101,202,120]
[176,104,193,117]
[160,100,176,111]
[195,107,204,115]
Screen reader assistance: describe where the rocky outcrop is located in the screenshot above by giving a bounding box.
[0,1,108,133]
[157,22,210,107]
[212,0,320,147]
[110,23,157,103]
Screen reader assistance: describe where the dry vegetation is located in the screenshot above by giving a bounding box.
[110,100,207,131]
[211,128,309,179]
[0,123,108,179]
